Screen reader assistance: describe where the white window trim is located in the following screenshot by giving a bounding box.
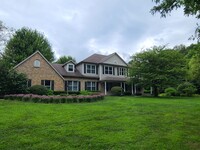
[86,64,96,74]
[119,67,126,76]
[104,65,113,75]
[67,63,75,72]
[68,81,79,91]
[33,60,40,68]
[85,82,97,91]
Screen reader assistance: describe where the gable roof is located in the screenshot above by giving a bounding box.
[62,60,76,67]
[79,52,128,66]
[13,51,65,80]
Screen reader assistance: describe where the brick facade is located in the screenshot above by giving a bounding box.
[15,53,64,91]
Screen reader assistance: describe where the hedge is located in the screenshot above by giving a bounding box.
[4,93,104,103]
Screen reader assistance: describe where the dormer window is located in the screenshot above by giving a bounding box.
[33,60,40,68]
[68,64,74,72]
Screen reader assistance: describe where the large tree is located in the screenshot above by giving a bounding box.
[0,60,28,96]
[151,0,200,41]
[129,46,186,96]
[3,27,54,68]
[56,55,76,64]
[0,21,14,54]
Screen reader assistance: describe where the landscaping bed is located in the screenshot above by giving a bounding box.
[4,93,104,103]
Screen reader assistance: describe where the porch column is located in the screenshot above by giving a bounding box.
[104,81,107,95]
[123,82,126,92]
[134,84,137,94]
[131,83,134,95]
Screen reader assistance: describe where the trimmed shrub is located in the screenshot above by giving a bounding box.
[164,87,177,96]
[47,90,54,95]
[53,91,68,95]
[111,86,123,96]
[29,85,48,95]
[80,90,92,95]
[177,82,197,97]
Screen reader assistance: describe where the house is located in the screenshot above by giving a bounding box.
[14,51,134,95]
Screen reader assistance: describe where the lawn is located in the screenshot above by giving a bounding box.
[0,96,200,150]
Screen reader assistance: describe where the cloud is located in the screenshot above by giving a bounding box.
[0,0,198,62]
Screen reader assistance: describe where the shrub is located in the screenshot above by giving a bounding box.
[111,86,123,96]
[29,85,48,95]
[53,91,68,95]
[80,90,92,95]
[68,91,80,95]
[164,87,177,96]
[47,90,54,95]
[177,82,197,97]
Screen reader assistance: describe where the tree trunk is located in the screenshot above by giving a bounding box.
[153,86,159,97]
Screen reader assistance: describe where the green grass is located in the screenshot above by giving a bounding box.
[0,96,200,150]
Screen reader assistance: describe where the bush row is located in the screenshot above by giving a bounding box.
[4,93,104,103]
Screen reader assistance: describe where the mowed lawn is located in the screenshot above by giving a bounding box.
[0,96,200,150]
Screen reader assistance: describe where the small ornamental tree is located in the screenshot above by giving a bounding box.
[111,86,123,96]
[164,87,177,96]
[177,82,197,96]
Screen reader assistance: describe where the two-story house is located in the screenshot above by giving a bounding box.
[14,51,130,95]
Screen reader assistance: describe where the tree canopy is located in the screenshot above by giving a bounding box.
[56,55,76,64]
[151,0,200,41]
[129,46,186,96]
[3,27,54,68]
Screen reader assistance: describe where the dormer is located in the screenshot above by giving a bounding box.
[62,60,76,73]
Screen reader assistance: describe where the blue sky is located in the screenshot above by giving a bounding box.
[0,0,199,62]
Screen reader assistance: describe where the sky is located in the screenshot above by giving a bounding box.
[0,0,199,62]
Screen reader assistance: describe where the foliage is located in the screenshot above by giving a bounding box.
[111,86,123,96]
[164,87,177,96]
[0,61,27,96]
[0,20,14,54]
[3,27,54,68]
[47,90,54,95]
[129,46,186,96]
[80,90,92,95]
[151,0,200,41]
[29,85,48,95]
[4,93,104,103]
[177,82,197,96]
[53,91,68,95]
[56,55,76,64]
[1,96,200,149]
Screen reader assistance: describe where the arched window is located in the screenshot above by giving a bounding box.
[33,60,40,68]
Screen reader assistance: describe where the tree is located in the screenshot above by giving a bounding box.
[56,55,76,64]
[129,46,186,96]
[0,60,28,96]
[3,27,54,68]
[0,21,14,54]
[151,0,200,41]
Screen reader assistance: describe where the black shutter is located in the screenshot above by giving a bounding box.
[51,80,54,91]
[102,65,104,74]
[113,67,115,75]
[85,82,87,91]
[84,64,86,74]
[65,81,68,91]
[41,80,44,85]
[96,65,98,75]
[96,82,99,91]
[79,81,81,91]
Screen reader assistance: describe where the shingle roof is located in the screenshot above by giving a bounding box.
[52,63,83,77]
[80,53,108,63]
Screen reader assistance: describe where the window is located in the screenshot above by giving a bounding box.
[85,82,97,91]
[33,60,40,67]
[118,67,126,76]
[41,80,54,90]
[68,81,79,91]
[68,64,74,72]
[86,64,96,74]
[104,66,113,75]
